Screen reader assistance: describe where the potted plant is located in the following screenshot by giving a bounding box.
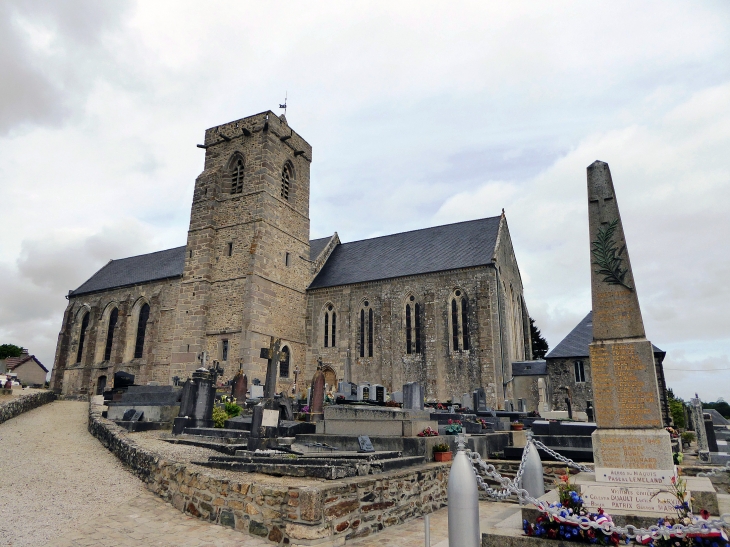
[510,421,524,431]
[445,419,462,435]
[433,443,452,462]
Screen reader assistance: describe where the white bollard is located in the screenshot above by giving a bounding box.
[447,436,480,547]
[424,513,430,546]
[519,439,545,499]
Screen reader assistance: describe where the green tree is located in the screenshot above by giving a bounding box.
[530,317,549,360]
[0,344,23,359]
[667,388,686,429]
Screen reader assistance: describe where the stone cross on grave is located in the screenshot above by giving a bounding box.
[259,337,286,399]
[588,179,615,225]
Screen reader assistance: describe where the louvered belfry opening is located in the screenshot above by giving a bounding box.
[281,162,292,200]
[230,158,244,194]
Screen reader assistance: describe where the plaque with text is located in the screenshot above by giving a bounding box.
[261,409,279,428]
[581,484,686,514]
[595,467,676,486]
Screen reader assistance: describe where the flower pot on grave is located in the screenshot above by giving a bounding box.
[511,423,524,431]
[434,451,452,462]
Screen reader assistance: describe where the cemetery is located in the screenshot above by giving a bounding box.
[79,160,730,547]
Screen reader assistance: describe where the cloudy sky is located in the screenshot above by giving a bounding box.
[1,1,728,400]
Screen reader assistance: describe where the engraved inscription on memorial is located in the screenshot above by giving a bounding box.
[591,341,661,429]
[592,290,642,340]
[594,436,664,469]
[581,484,686,514]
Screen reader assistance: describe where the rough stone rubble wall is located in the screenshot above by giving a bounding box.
[87,403,449,545]
[0,390,56,425]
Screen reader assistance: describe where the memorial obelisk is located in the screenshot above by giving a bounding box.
[586,161,674,486]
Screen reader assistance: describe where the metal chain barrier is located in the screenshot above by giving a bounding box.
[466,443,730,541]
[530,439,593,473]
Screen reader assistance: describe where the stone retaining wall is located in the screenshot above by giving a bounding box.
[0,390,56,426]
[88,403,450,546]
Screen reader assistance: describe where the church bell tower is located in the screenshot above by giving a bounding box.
[170,111,312,390]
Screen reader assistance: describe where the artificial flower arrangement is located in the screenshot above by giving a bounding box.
[636,473,729,547]
[523,470,729,547]
[523,471,624,545]
[417,427,438,437]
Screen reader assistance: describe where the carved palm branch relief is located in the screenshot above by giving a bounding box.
[591,219,634,291]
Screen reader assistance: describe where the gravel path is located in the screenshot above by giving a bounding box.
[0,401,144,546]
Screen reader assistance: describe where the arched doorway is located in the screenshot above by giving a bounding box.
[322,366,336,393]
[96,375,107,395]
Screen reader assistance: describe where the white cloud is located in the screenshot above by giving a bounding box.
[0,1,728,400]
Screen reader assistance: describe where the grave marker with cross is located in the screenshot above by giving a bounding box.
[259,337,287,399]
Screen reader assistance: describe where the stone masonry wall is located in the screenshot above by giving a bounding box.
[52,277,181,396]
[88,403,450,546]
[0,390,56,425]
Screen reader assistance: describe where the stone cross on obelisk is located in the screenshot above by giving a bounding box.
[586,161,674,485]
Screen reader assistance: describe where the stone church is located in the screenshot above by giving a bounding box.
[51,110,532,408]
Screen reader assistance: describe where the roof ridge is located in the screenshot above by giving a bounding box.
[107,245,187,263]
[336,216,501,246]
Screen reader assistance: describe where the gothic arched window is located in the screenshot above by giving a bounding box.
[415,302,422,353]
[331,311,337,347]
[280,346,290,378]
[405,295,422,355]
[323,304,337,348]
[230,156,244,194]
[134,303,150,359]
[360,308,365,357]
[76,311,90,363]
[104,307,118,361]
[405,304,412,354]
[368,308,374,358]
[281,162,293,200]
[324,312,329,347]
[450,290,470,352]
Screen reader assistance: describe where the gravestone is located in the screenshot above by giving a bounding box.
[371,384,386,403]
[581,161,676,512]
[190,367,216,428]
[691,397,710,462]
[250,385,264,399]
[537,379,549,413]
[473,387,487,412]
[461,393,472,411]
[358,435,375,453]
[564,398,573,420]
[231,370,247,402]
[705,414,719,453]
[390,391,403,404]
[310,364,325,422]
[403,382,424,410]
[586,401,594,422]
[357,383,371,401]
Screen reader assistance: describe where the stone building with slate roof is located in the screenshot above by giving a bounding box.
[545,311,671,425]
[51,111,532,407]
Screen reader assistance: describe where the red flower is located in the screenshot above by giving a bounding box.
[700,509,710,520]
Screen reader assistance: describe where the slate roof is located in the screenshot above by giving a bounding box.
[545,311,663,359]
[512,360,547,376]
[71,236,340,297]
[5,355,49,373]
[70,246,187,296]
[309,216,502,289]
[309,237,331,261]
